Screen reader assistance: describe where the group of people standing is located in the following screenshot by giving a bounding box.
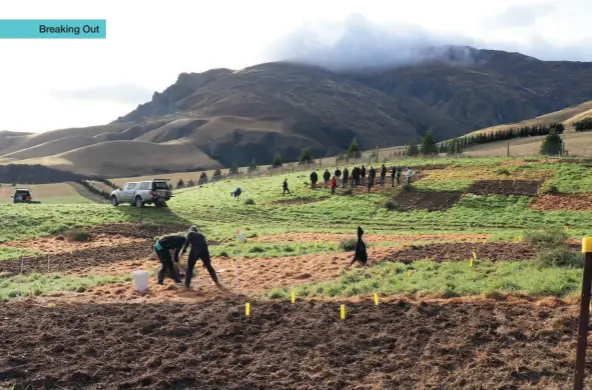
[309,165,415,193]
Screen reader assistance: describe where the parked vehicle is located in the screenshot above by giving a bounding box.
[11,188,39,203]
[110,179,173,207]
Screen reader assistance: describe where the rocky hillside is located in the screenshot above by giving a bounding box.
[3,46,592,177]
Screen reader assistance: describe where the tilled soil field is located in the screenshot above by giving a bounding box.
[0,240,153,277]
[530,194,592,211]
[468,180,543,196]
[255,232,489,245]
[394,190,462,211]
[0,234,146,254]
[0,299,584,390]
[388,242,539,263]
[83,222,188,239]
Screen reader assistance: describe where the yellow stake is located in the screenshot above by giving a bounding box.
[564,226,570,232]
[245,303,251,316]
[482,239,486,244]
[469,258,474,267]
[373,293,379,306]
[340,304,346,320]
[408,271,412,277]
[291,291,296,304]
[472,252,477,261]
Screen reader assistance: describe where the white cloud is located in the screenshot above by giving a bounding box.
[0,0,590,133]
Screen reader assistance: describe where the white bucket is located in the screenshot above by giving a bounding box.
[132,270,150,293]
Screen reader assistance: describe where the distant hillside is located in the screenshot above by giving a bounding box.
[3,46,592,177]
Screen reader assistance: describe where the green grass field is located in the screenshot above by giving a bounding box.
[1,156,591,300]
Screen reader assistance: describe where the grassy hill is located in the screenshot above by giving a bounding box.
[4,47,592,177]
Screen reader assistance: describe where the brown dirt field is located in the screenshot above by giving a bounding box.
[394,190,462,211]
[0,234,145,254]
[256,232,489,245]
[0,240,153,277]
[388,242,538,263]
[468,180,543,196]
[530,193,592,211]
[0,299,586,389]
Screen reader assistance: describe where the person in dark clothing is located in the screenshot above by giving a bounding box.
[310,171,318,188]
[380,165,387,185]
[348,227,368,267]
[154,234,184,285]
[323,169,331,185]
[181,226,224,289]
[231,187,242,197]
[334,168,342,179]
[283,178,291,195]
[351,167,359,187]
[396,166,402,185]
[342,167,349,187]
[360,166,366,185]
[390,166,396,187]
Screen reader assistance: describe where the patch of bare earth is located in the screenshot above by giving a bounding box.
[256,232,489,245]
[530,193,592,211]
[387,242,538,263]
[394,189,462,211]
[0,234,146,254]
[468,180,543,196]
[0,299,583,389]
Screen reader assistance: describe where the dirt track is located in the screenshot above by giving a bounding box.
[0,299,583,390]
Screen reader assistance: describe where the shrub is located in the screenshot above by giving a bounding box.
[495,168,510,175]
[65,230,90,242]
[340,188,353,196]
[538,182,559,195]
[244,198,256,205]
[249,246,265,253]
[383,200,397,211]
[339,238,357,252]
[219,251,230,258]
[523,227,568,247]
[536,246,582,268]
[186,179,196,187]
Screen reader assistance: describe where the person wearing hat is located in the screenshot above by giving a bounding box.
[347,226,368,267]
[181,226,224,289]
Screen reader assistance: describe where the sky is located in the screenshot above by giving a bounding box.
[1,0,591,133]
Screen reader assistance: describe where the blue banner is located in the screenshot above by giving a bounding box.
[0,19,106,39]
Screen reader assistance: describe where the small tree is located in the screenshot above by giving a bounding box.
[198,172,208,185]
[272,152,282,167]
[176,178,185,188]
[186,179,196,187]
[447,139,463,155]
[299,147,313,164]
[229,163,238,175]
[248,158,258,172]
[348,138,361,158]
[213,168,222,177]
[407,139,419,157]
[540,129,564,156]
[420,129,438,156]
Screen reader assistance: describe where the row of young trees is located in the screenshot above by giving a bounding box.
[574,118,592,132]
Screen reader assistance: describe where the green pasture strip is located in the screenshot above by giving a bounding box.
[0,247,43,261]
[265,259,581,299]
[0,274,130,301]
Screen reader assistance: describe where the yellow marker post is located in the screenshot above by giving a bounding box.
[291,291,296,304]
[469,258,474,267]
[482,239,486,244]
[245,303,251,316]
[340,304,346,320]
[408,270,412,277]
[373,293,379,306]
[565,226,570,232]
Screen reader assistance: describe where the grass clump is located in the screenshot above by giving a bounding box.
[244,198,256,205]
[496,168,511,175]
[538,182,560,195]
[339,238,357,252]
[523,227,568,247]
[64,230,90,242]
[383,200,398,211]
[536,246,582,268]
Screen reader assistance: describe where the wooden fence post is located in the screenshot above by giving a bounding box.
[574,237,592,390]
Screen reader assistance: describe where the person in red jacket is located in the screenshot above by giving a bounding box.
[330,176,337,194]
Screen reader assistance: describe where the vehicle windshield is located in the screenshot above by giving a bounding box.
[153,182,169,189]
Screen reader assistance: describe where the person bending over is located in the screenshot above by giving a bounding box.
[154,234,185,285]
[182,226,224,289]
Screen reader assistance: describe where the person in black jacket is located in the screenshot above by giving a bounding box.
[360,166,366,185]
[283,178,291,195]
[310,171,318,188]
[348,227,368,267]
[380,165,387,185]
[181,226,224,289]
[390,166,396,187]
[323,169,331,185]
[154,234,184,285]
[342,167,349,187]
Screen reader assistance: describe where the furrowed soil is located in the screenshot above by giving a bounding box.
[468,180,543,196]
[394,190,462,211]
[0,299,584,390]
[530,194,592,211]
[255,232,489,245]
[388,242,538,263]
